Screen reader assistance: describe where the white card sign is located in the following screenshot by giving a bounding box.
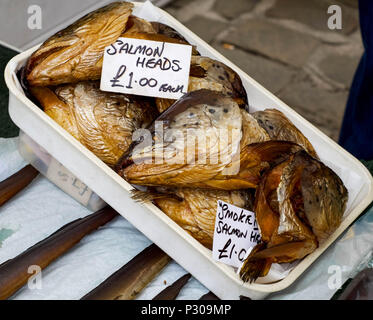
[212,200,261,268]
[100,37,192,99]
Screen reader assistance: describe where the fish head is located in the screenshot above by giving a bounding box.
[300,152,348,243]
[116,89,244,186]
[124,15,157,35]
[189,56,248,110]
[154,55,248,114]
[151,22,190,43]
[152,90,243,165]
[252,109,318,158]
[25,2,133,86]
[170,91,240,129]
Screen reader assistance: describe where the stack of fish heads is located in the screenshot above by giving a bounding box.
[29,82,158,166]
[155,56,248,113]
[24,1,197,87]
[20,0,349,282]
[132,187,255,249]
[24,2,208,167]
[117,89,304,190]
[239,150,348,282]
[25,1,134,86]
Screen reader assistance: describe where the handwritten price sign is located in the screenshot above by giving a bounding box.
[212,200,261,268]
[100,37,192,99]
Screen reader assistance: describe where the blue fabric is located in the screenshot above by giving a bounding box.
[339,0,373,160]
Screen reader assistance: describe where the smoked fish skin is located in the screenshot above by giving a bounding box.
[118,89,244,188]
[240,151,348,282]
[124,15,157,35]
[25,2,133,86]
[30,82,157,166]
[252,109,318,158]
[118,90,303,190]
[156,56,248,113]
[132,187,252,249]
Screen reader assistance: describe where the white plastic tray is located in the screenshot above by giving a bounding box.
[5,2,373,299]
[18,130,105,211]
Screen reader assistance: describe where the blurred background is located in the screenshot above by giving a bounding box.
[0,0,361,141]
[164,0,360,142]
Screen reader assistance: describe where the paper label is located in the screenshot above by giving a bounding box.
[212,200,261,268]
[100,37,192,99]
[46,159,93,207]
